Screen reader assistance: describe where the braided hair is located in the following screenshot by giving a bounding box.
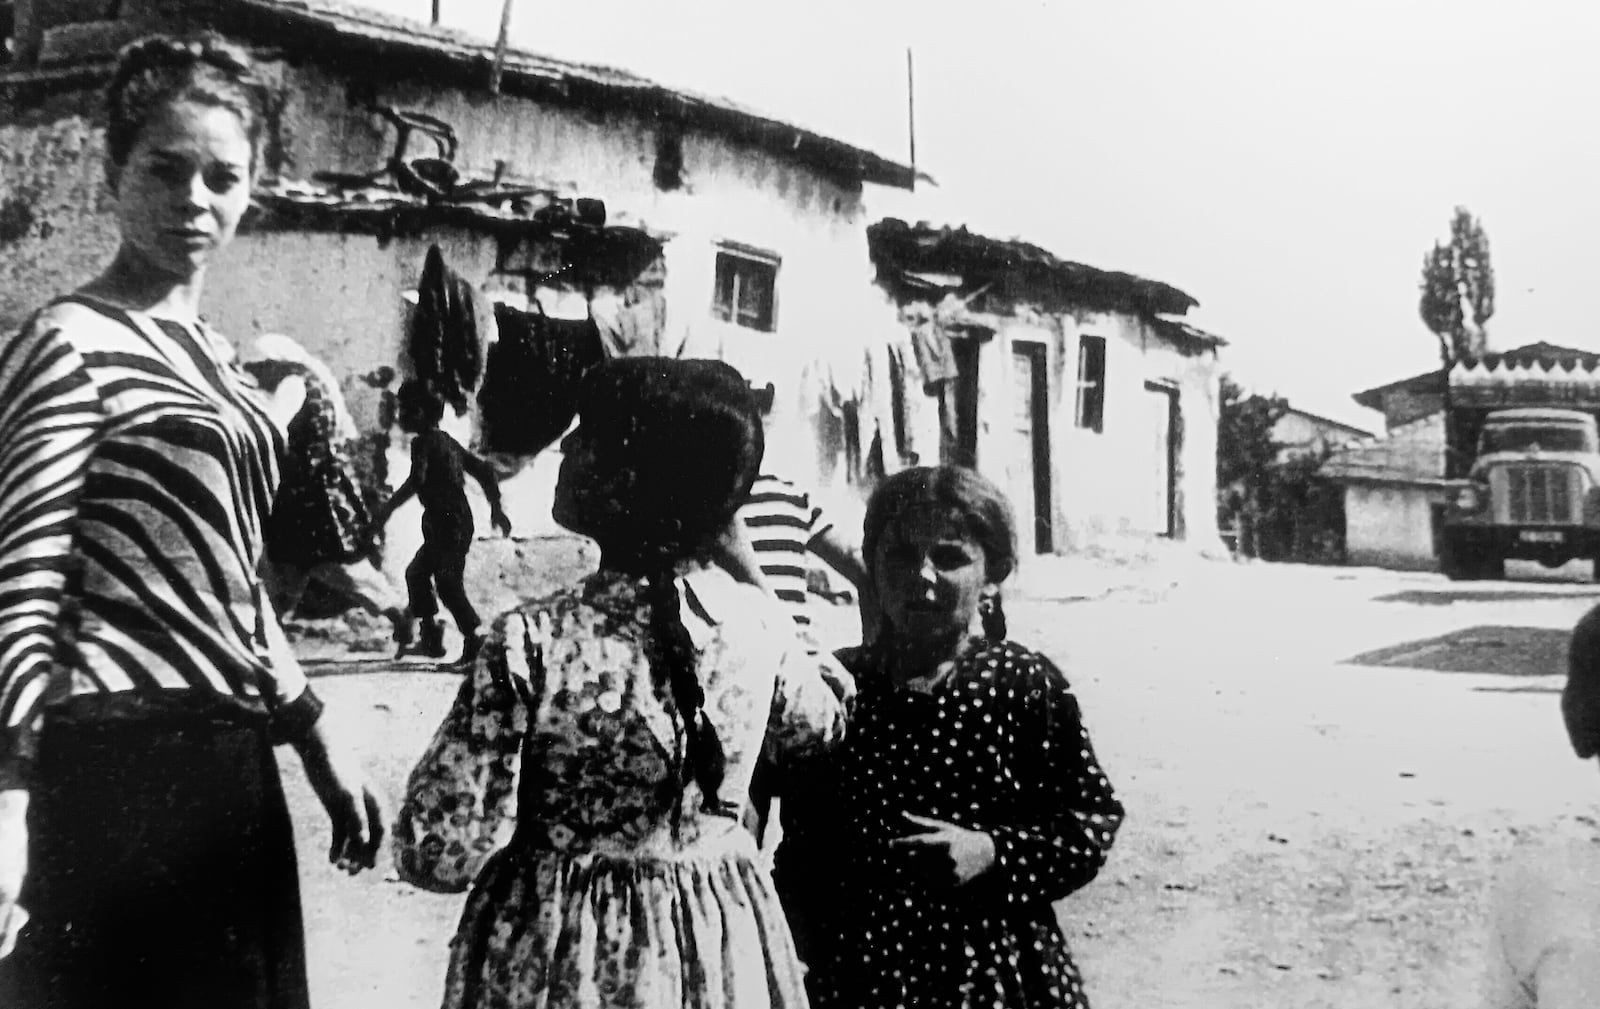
[106,32,272,184]
[862,465,1018,642]
[567,358,763,812]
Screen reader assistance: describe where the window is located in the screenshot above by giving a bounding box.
[712,246,779,332]
[1075,335,1106,432]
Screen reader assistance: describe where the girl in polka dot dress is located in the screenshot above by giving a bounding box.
[799,465,1124,1009]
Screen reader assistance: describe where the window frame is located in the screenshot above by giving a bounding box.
[1075,334,1107,433]
[711,242,780,333]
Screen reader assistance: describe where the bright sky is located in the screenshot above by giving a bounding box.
[360,0,1600,430]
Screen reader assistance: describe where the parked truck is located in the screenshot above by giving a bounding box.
[1438,407,1600,580]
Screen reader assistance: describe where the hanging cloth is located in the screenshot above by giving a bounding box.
[408,244,486,415]
[266,368,374,567]
[862,336,900,479]
[910,318,958,392]
[477,301,605,456]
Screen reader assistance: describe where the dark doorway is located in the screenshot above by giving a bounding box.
[947,334,983,469]
[1013,344,1053,553]
[1144,381,1179,537]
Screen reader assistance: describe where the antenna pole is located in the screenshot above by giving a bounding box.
[906,47,917,191]
[490,0,516,94]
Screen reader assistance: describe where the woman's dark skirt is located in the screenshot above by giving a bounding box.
[0,694,311,1009]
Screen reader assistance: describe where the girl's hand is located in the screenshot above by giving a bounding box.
[295,722,385,875]
[890,812,996,887]
[491,507,512,537]
[0,790,28,959]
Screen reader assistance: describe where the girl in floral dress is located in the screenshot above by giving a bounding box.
[441,358,846,1009]
[801,465,1124,1009]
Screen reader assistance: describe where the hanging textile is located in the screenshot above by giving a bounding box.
[409,245,486,415]
[265,367,373,568]
[861,336,899,479]
[888,340,943,468]
[910,317,959,392]
[477,301,605,456]
[842,401,863,485]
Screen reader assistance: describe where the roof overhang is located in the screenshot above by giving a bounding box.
[868,218,1200,319]
[2,0,916,191]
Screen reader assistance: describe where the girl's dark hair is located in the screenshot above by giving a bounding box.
[395,377,445,432]
[862,465,1018,640]
[106,32,272,178]
[573,357,763,812]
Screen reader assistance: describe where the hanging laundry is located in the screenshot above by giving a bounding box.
[888,340,944,468]
[909,317,958,392]
[408,245,486,415]
[842,401,863,486]
[477,301,605,457]
[813,397,844,485]
[861,334,900,480]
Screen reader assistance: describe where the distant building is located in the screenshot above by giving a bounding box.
[1271,406,1374,463]
[1319,413,1448,569]
[866,219,1228,558]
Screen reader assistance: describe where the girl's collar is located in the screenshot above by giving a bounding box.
[869,632,986,695]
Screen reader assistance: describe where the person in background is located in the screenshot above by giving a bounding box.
[438,357,844,1009]
[1482,603,1600,1008]
[0,32,384,1009]
[372,378,511,667]
[252,351,412,653]
[802,465,1124,1009]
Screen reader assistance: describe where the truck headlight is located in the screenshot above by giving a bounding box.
[1454,484,1487,512]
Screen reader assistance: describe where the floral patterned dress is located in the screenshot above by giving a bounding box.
[442,567,846,1009]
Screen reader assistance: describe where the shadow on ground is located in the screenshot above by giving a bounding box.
[1375,589,1600,607]
[1344,625,1569,676]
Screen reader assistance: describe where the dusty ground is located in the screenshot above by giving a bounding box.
[277,541,1600,1009]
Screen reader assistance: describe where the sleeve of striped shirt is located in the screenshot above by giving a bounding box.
[803,493,833,541]
[0,322,101,790]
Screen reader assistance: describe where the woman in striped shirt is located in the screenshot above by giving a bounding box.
[0,33,384,1009]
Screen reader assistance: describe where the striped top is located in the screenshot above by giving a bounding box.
[0,297,319,789]
[737,473,832,648]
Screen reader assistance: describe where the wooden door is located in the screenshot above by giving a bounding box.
[1011,344,1053,553]
[1143,381,1178,537]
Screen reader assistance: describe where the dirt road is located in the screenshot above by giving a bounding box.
[278,549,1600,1008]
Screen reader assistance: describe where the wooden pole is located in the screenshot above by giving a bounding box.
[906,47,916,192]
[490,0,516,94]
[431,0,441,25]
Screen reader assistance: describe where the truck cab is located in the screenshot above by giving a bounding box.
[1439,407,1600,580]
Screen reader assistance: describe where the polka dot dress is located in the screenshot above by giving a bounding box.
[808,638,1124,1009]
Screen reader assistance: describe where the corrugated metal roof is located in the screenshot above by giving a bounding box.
[227,0,916,189]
